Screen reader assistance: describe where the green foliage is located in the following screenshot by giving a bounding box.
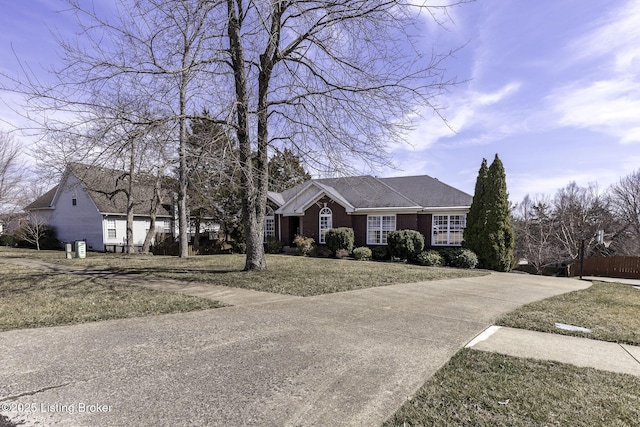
[464,158,488,263]
[371,246,390,260]
[39,237,61,251]
[0,235,15,246]
[325,227,355,255]
[464,155,514,271]
[352,246,372,261]
[450,248,478,269]
[264,236,283,254]
[484,155,514,271]
[387,230,425,261]
[416,250,443,267]
[293,235,314,256]
[268,148,311,192]
[187,111,242,238]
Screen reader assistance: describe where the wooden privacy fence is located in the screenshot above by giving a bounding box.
[570,256,640,279]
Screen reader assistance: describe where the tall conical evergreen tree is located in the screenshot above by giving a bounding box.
[464,158,489,267]
[484,154,514,271]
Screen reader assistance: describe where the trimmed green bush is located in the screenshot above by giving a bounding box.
[353,246,372,261]
[325,227,355,255]
[416,250,443,267]
[451,248,478,269]
[293,235,314,256]
[387,230,425,261]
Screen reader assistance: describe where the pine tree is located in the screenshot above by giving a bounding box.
[268,148,311,192]
[484,154,514,271]
[464,158,489,267]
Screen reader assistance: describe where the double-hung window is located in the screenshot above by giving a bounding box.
[367,215,396,245]
[319,207,332,244]
[106,219,117,239]
[432,214,466,246]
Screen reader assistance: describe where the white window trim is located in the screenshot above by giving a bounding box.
[366,214,396,245]
[106,218,117,239]
[264,206,275,238]
[319,206,332,244]
[432,214,466,246]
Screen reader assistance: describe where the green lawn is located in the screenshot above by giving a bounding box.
[0,261,223,332]
[385,349,640,427]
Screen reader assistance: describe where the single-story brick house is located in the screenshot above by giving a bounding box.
[266,175,472,248]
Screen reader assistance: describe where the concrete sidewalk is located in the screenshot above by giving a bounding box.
[467,326,640,377]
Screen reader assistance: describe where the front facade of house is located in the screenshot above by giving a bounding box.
[25,165,175,252]
[267,175,472,249]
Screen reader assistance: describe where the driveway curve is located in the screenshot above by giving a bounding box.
[0,273,588,426]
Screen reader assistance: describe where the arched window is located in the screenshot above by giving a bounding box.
[264,206,275,238]
[319,206,332,244]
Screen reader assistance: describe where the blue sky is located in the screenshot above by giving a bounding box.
[1,0,640,202]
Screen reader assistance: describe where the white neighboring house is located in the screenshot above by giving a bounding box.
[24,164,176,252]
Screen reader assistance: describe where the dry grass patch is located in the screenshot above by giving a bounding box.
[0,262,223,332]
[497,281,640,345]
[0,248,487,297]
[385,349,640,427]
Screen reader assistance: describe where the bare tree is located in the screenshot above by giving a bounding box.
[0,132,23,214]
[222,1,465,270]
[6,1,466,269]
[513,194,559,274]
[15,212,50,250]
[609,169,640,255]
[553,182,616,261]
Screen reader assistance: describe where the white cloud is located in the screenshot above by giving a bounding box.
[400,81,522,151]
[549,78,640,145]
[543,1,640,144]
[566,0,640,75]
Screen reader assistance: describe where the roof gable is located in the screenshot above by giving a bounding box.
[68,163,173,216]
[26,163,174,217]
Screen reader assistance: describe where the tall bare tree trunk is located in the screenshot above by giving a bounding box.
[227,0,266,270]
[178,72,190,257]
[126,136,136,254]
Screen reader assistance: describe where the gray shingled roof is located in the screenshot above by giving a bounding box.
[24,185,58,210]
[277,174,471,210]
[379,175,472,208]
[26,163,173,217]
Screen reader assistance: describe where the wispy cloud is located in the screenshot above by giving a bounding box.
[547,0,640,144]
[400,80,522,151]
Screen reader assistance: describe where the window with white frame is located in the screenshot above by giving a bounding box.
[432,214,466,246]
[319,206,332,244]
[264,206,275,238]
[106,219,117,239]
[163,220,171,234]
[367,215,396,245]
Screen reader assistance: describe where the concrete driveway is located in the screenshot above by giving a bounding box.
[0,273,587,426]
